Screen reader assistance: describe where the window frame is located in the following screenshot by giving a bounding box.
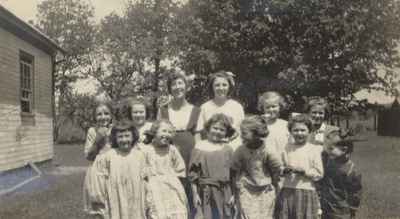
[19,50,35,116]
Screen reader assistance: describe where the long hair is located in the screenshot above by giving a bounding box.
[110,120,140,149]
[93,101,113,127]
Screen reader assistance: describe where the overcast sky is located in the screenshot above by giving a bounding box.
[0,0,125,22]
[0,0,397,103]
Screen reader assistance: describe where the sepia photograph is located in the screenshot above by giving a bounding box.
[0,0,399,218]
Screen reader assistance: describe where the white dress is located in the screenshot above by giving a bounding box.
[196,99,245,150]
[143,144,189,219]
[264,118,290,162]
[97,147,147,219]
[83,127,112,216]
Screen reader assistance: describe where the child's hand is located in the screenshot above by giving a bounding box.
[282,167,294,175]
[287,165,305,175]
[97,127,109,138]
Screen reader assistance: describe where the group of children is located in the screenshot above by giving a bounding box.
[83,89,362,219]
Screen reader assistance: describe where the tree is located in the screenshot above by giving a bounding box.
[88,13,146,101]
[180,0,400,113]
[35,0,96,140]
[124,0,185,117]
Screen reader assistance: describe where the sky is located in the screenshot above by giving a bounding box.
[0,0,125,22]
[0,0,398,104]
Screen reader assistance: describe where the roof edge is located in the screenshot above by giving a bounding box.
[0,4,65,54]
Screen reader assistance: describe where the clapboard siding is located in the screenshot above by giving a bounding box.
[0,25,54,171]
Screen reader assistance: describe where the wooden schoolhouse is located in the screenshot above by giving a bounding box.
[0,5,62,171]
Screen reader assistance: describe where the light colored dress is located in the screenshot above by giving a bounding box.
[276,142,324,219]
[264,118,290,163]
[136,122,153,142]
[83,126,112,217]
[97,147,147,219]
[143,144,189,219]
[158,103,201,219]
[196,99,245,150]
[231,143,282,219]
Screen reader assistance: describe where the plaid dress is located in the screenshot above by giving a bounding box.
[276,142,324,219]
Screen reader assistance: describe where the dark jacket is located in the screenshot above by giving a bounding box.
[319,152,362,216]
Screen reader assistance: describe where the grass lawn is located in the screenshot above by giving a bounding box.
[0,132,399,219]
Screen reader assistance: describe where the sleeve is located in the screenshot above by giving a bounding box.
[345,164,362,212]
[230,147,243,172]
[96,151,110,178]
[265,146,283,187]
[235,104,245,130]
[195,105,205,133]
[304,147,324,181]
[84,127,98,161]
[171,146,186,177]
[188,147,203,183]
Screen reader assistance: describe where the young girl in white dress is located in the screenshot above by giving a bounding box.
[83,102,113,218]
[275,114,324,219]
[142,120,189,219]
[97,121,147,219]
[257,91,290,160]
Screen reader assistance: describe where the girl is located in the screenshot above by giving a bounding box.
[142,120,189,219]
[276,114,324,219]
[97,120,147,219]
[257,91,290,160]
[196,71,245,150]
[158,72,201,218]
[126,97,152,142]
[231,115,282,219]
[189,113,236,219]
[83,102,113,218]
[305,97,337,146]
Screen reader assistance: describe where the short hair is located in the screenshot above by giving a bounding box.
[110,120,140,148]
[304,96,329,113]
[287,114,313,132]
[166,73,188,94]
[207,71,235,98]
[203,113,236,138]
[325,129,354,154]
[125,97,149,121]
[257,91,287,113]
[143,119,176,144]
[240,115,269,138]
[334,139,354,154]
[93,101,113,124]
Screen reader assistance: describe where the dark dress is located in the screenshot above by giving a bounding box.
[189,141,234,219]
[319,153,362,219]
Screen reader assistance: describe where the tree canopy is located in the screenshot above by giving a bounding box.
[178,0,400,113]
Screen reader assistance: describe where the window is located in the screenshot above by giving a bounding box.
[20,51,34,114]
